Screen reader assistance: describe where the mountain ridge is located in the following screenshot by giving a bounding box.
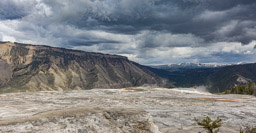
[150,63,228,70]
[1,41,256,93]
[151,63,256,92]
[0,42,163,93]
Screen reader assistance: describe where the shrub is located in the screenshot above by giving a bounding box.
[194,116,222,133]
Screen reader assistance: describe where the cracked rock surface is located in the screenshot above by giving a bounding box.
[0,88,255,133]
[0,108,159,133]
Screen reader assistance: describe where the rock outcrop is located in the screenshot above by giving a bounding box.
[0,42,162,93]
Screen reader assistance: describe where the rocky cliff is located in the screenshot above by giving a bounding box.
[0,42,161,93]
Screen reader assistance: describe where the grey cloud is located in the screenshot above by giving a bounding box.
[213,20,256,44]
[0,0,36,20]
[13,0,256,44]
[1,0,256,64]
[68,39,120,47]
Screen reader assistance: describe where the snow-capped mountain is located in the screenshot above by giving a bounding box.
[150,63,228,70]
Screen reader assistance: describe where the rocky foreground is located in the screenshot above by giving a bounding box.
[0,88,255,133]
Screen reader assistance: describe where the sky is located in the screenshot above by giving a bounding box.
[0,0,256,65]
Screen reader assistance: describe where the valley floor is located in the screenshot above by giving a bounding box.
[0,88,255,133]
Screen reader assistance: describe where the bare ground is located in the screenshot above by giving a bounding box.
[0,88,255,133]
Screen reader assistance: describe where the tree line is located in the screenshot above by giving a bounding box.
[224,82,256,96]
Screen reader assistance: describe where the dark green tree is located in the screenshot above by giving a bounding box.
[225,82,255,95]
[194,116,222,133]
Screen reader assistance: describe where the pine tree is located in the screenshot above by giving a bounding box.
[194,116,222,133]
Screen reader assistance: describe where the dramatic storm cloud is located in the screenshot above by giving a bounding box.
[1,0,256,64]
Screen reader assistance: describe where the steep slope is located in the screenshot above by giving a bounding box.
[0,42,162,93]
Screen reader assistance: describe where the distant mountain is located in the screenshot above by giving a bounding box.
[1,42,255,94]
[150,63,256,92]
[150,63,227,71]
[0,42,162,93]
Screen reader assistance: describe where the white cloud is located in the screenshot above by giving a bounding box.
[213,41,256,54]
[196,10,227,21]
[138,31,204,48]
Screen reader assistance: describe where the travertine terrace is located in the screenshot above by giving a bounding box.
[0,88,255,133]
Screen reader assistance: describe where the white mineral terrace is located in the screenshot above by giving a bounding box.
[0,88,255,133]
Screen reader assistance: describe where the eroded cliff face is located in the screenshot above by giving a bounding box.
[0,42,161,92]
